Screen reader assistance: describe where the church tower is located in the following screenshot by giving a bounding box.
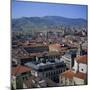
[77,42,83,56]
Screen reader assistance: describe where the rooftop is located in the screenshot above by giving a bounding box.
[74,72,87,80]
[49,43,61,49]
[12,65,31,76]
[61,70,87,80]
[61,70,75,79]
[75,55,87,64]
[25,59,66,71]
[24,45,49,53]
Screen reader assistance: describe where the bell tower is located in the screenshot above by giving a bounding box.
[77,42,82,56]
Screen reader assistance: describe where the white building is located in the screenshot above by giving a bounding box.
[73,55,87,85]
[59,55,87,86]
[60,49,77,69]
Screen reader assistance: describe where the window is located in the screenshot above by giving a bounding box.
[61,80,63,84]
[81,68,84,71]
[69,80,72,84]
[60,76,63,80]
[51,72,52,75]
[48,73,50,77]
[54,72,55,75]
[61,69,62,73]
[46,73,48,77]
[23,77,25,80]
[72,68,75,71]
[56,71,58,74]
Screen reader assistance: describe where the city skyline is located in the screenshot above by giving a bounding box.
[11,1,88,89]
[12,1,87,19]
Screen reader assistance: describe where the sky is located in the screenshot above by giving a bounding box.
[12,0,87,19]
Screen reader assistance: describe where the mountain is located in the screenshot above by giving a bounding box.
[12,16,87,32]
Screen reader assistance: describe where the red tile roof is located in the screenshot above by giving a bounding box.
[76,55,87,64]
[61,70,75,79]
[61,70,87,80]
[74,72,86,80]
[12,65,31,76]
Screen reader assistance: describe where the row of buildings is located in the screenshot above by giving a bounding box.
[59,55,87,86]
[11,31,87,89]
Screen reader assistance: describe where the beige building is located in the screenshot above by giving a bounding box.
[73,72,86,85]
[59,70,75,86]
[73,55,87,85]
[59,55,87,86]
[49,43,61,52]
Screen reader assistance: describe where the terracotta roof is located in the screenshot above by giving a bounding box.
[12,65,31,76]
[74,72,86,80]
[76,55,87,64]
[61,70,75,79]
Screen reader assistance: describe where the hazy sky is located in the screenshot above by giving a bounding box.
[12,0,87,19]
